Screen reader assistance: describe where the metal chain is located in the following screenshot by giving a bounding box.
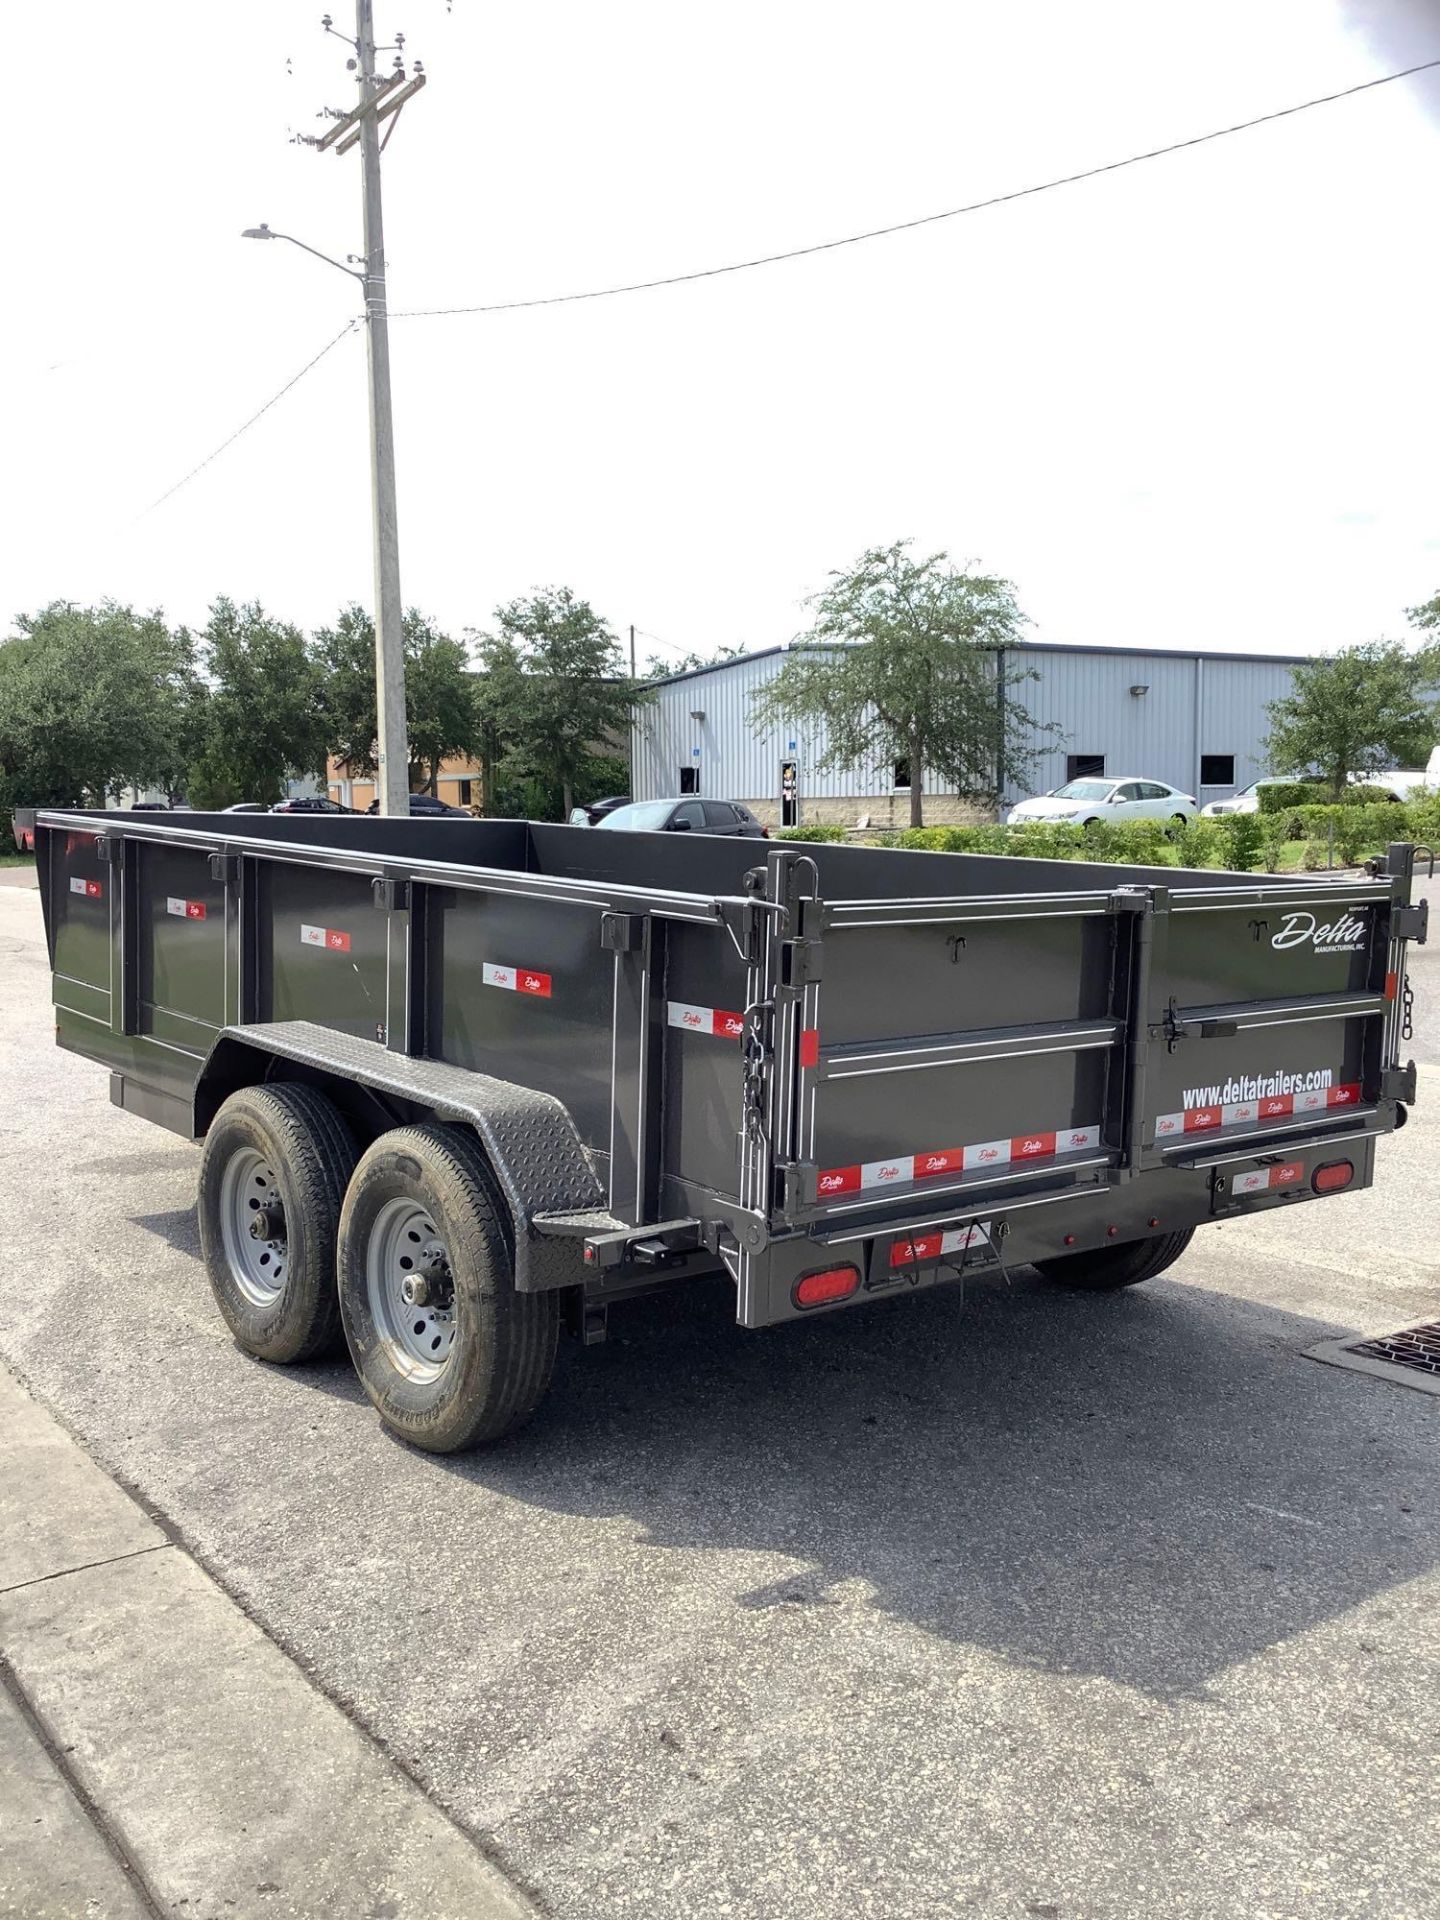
[741,1005,769,1147]
[1402,975,1415,1043]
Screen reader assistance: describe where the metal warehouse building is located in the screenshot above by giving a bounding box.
[630,641,1307,828]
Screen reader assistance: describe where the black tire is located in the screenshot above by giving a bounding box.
[1033,1227,1195,1291]
[1170,813,1189,832]
[338,1124,559,1453]
[197,1083,357,1363]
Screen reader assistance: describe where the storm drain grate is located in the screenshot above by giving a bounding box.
[1305,1322,1440,1396]
[1347,1323,1440,1377]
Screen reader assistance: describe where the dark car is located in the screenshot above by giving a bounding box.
[271,796,359,816]
[568,794,632,826]
[364,794,470,817]
[594,798,768,838]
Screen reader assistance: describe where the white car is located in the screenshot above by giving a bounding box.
[1007,776,1198,828]
[1200,778,1284,818]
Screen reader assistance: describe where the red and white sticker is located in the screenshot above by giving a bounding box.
[69,876,103,899]
[301,923,352,953]
[1154,1083,1361,1139]
[819,1121,1101,1198]
[166,896,207,921]
[889,1221,992,1268]
[482,961,552,998]
[667,1000,745,1040]
[1231,1160,1305,1196]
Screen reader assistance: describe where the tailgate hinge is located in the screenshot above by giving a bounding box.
[1381,1061,1418,1103]
[1391,901,1428,944]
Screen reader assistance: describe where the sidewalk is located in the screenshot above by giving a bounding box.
[0,1366,535,1920]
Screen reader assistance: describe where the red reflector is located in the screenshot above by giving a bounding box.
[793,1265,860,1308]
[1385,971,1399,1001]
[799,1028,820,1070]
[1312,1160,1354,1194]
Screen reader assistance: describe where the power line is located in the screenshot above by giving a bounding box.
[138,320,358,517]
[392,56,1440,321]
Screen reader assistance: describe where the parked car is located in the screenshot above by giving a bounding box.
[221,802,269,814]
[1200,778,1289,818]
[271,797,359,815]
[594,798,769,837]
[1352,770,1429,803]
[364,793,470,817]
[1007,777,1197,828]
[568,794,632,826]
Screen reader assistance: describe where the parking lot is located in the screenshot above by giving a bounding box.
[1,876,1437,1919]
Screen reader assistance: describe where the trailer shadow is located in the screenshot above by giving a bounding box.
[429,1269,1436,1699]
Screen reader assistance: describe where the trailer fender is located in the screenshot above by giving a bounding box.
[195,1021,602,1292]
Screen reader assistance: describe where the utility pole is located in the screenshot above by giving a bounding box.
[629,624,636,679]
[354,0,408,817]
[272,8,427,815]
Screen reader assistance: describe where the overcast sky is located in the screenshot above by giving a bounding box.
[4,1,1438,669]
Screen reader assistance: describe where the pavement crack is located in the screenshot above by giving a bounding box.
[0,1540,174,1597]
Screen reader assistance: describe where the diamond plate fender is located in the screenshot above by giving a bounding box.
[195,1021,602,1292]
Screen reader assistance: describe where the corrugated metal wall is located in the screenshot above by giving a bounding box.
[630,645,1303,809]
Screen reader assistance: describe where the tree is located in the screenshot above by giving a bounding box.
[187,598,326,808]
[0,601,199,806]
[312,604,479,793]
[748,541,1044,827]
[469,631,526,814]
[1404,588,1440,634]
[487,587,639,818]
[1265,642,1440,799]
[641,642,749,679]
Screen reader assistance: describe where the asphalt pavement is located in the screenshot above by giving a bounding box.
[1,880,1437,1920]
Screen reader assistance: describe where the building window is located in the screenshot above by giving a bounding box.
[1200,754,1235,787]
[892,758,911,790]
[679,766,699,794]
[1066,753,1105,780]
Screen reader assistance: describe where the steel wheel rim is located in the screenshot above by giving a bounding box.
[218,1146,289,1307]
[366,1197,457,1383]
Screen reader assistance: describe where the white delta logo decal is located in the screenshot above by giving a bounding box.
[1271,910,1367,954]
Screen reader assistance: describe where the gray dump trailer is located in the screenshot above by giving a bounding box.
[32,809,1426,1450]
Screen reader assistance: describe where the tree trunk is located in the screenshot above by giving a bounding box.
[909,737,924,828]
[562,779,574,820]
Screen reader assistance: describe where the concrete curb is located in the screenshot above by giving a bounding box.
[0,1366,537,1920]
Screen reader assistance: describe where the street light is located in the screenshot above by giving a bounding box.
[241,224,364,281]
[241,209,410,818]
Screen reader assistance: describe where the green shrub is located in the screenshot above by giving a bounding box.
[1258,780,1405,812]
[1169,816,1223,870]
[1288,803,1411,866]
[897,826,970,851]
[1216,811,1262,872]
[1257,809,1294,871]
[1008,823,1089,861]
[1086,819,1176,865]
[1407,792,1440,848]
[1299,838,1333,871]
[771,824,846,842]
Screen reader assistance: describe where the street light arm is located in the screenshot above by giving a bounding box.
[241,224,365,282]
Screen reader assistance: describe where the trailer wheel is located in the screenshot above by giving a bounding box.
[338,1125,559,1453]
[1033,1227,1195,1291]
[197,1083,357,1363]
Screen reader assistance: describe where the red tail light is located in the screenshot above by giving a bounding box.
[793,1264,860,1308]
[1312,1160,1354,1194]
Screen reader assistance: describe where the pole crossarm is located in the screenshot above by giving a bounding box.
[334,72,427,157]
[314,65,408,151]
